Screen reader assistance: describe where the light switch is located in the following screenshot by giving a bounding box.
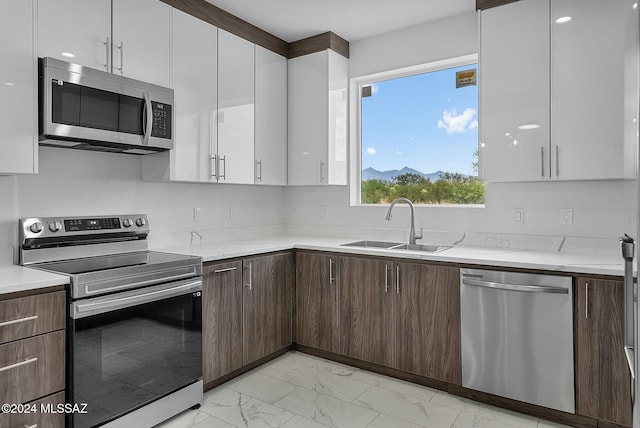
[513,208,524,224]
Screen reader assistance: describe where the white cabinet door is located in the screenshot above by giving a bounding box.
[37,0,111,71]
[288,51,329,185]
[1,0,37,174]
[551,0,637,179]
[217,29,255,184]
[112,0,171,87]
[171,8,217,182]
[255,46,287,185]
[479,0,550,182]
[327,49,348,185]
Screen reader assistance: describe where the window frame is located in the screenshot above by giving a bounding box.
[348,53,482,207]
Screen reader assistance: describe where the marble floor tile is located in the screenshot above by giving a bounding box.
[348,370,439,402]
[274,386,378,428]
[255,354,304,378]
[154,407,223,428]
[199,387,295,428]
[431,392,539,428]
[280,415,333,428]
[537,420,574,428]
[353,385,460,428]
[225,371,297,404]
[452,411,521,428]
[367,413,427,428]
[281,365,371,402]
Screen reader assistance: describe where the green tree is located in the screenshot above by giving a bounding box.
[393,173,427,186]
[361,179,390,204]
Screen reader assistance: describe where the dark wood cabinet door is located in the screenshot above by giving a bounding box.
[243,253,293,364]
[0,291,65,345]
[395,262,461,384]
[576,277,632,426]
[296,252,339,353]
[202,261,243,383]
[0,330,65,404]
[339,255,394,366]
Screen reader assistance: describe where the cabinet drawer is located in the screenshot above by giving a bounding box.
[0,391,65,428]
[0,331,65,404]
[0,291,65,345]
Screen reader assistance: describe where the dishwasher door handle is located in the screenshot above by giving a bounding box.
[462,277,569,294]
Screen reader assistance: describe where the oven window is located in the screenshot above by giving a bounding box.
[70,291,202,428]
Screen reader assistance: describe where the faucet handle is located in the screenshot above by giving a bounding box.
[415,228,423,241]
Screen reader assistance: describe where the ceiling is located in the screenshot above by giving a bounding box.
[204,0,476,43]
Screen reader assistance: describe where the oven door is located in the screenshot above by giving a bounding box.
[68,278,202,428]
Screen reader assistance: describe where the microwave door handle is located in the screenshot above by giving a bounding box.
[142,92,153,145]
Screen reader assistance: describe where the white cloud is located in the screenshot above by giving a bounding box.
[366,147,377,156]
[408,137,416,143]
[437,107,478,134]
[370,84,379,95]
[395,150,403,155]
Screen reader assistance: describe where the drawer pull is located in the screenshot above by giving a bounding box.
[25,424,38,428]
[0,315,38,327]
[0,357,38,373]
[213,267,237,274]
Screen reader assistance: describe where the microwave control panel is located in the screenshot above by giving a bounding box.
[151,101,172,139]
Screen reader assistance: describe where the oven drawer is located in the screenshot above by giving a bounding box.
[0,331,65,404]
[0,291,65,345]
[0,391,65,428]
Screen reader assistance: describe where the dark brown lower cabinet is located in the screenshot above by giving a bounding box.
[203,252,293,384]
[395,262,461,384]
[0,391,65,428]
[243,253,293,364]
[296,252,339,353]
[203,261,243,384]
[339,256,393,366]
[576,277,632,426]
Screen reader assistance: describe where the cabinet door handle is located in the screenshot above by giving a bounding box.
[396,265,400,294]
[243,263,252,290]
[0,315,38,328]
[116,41,124,74]
[384,265,389,293]
[256,159,262,182]
[24,424,38,428]
[214,267,237,274]
[585,282,589,319]
[329,258,334,285]
[220,155,226,180]
[210,154,218,180]
[320,161,326,183]
[555,145,559,177]
[541,146,545,177]
[104,37,110,71]
[0,357,37,373]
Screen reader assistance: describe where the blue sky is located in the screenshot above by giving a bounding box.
[361,64,478,176]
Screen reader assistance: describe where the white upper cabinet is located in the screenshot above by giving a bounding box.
[1,0,37,174]
[216,29,255,184]
[288,49,348,186]
[551,0,637,180]
[255,46,287,185]
[111,0,171,87]
[37,0,111,72]
[170,8,218,182]
[480,0,639,182]
[37,0,170,87]
[479,0,550,182]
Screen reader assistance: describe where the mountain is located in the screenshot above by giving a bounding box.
[362,167,445,182]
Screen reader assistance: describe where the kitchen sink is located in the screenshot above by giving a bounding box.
[341,240,451,253]
[340,240,403,249]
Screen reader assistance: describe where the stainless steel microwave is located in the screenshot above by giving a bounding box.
[39,57,173,154]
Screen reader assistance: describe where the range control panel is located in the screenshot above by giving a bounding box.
[20,214,149,237]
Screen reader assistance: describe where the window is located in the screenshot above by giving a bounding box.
[354,56,483,205]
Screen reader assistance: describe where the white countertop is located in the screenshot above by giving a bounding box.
[159,235,626,277]
[2,235,625,295]
[0,265,69,295]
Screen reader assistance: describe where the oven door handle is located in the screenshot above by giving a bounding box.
[72,278,202,319]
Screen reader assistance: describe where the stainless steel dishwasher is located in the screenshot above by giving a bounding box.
[460,268,574,413]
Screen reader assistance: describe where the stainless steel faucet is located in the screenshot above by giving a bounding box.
[190,231,203,245]
[385,197,423,245]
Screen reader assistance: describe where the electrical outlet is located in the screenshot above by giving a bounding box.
[193,207,202,222]
[513,208,524,224]
[560,208,573,225]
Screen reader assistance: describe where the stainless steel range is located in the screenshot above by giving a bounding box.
[19,215,203,428]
